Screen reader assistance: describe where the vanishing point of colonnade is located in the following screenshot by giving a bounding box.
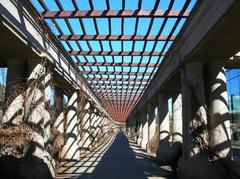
[1,0,240,179]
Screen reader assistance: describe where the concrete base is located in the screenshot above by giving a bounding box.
[137,137,142,146]
[178,158,231,179]
[140,139,148,151]
[146,143,151,153]
[61,137,80,161]
[156,142,182,167]
[0,155,53,179]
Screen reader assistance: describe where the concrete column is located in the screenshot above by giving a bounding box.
[148,102,156,141]
[178,63,226,179]
[158,93,170,142]
[25,61,52,159]
[130,117,135,139]
[141,108,148,150]
[93,113,102,145]
[132,115,137,141]
[125,119,129,136]
[79,102,92,152]
[172,94,183,144]
[90,110,101,148]
[137,112,143,146]
[207,64,231,159]
[54,86,64,133]
[156,93,171,163]
[156,92,183,168]
[126,126,130,136]
[3,59,26,124]
[171,93,183,164]
[147,102,157,153]
[180,63,207,160]
[22,60,55,178]
[61,91,80,160]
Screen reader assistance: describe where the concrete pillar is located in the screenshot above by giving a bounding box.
[148,102,156,140]
[156,92,183,168]
[132,115,137,141]
[172,94,183,144]
[54,86,64,133]
[126,118,131,137]
[207,64,231,159]
[178,63,228,179]
[137,112,143,146]
[147,102,157,153]
[61,91,80,160]
[130,117,135,139]
[24,60,54,178]
[180,63,207,160]
[158,93,170,142]
[79,102,92,152]
[90,110,101,148]
[3,59,26,124]
[25,60,52,159]
[93,113,102,143]
[171,93,183,164]
[156,93,171,163]
[141,108,148,150]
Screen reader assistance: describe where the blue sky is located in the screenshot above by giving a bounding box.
[29,1,197,119]
[29,0,197,104]
[0,68,7,85]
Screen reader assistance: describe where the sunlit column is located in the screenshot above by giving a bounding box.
[61,91,80,160]
[147,102,156,153]
[172,94,183,144]
[156,93,170,162]
[25,60,52,161]
[79,102,92,152]
[54,86,64,133]
[158,93,170,142]
[207,63,231,159]
[90,110,101,148]
[131,116,137,141]
[137,112,143,146]
[141,108,148,150]
[172,93,183,161]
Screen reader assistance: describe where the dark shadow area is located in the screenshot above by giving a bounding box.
[0,142,53,179]
[77,133,176,179]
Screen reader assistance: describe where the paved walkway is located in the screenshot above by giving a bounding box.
[57,133,176,179]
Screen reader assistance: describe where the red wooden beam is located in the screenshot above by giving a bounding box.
[94,86,143,89]
[88,77,149,82]
[83,71,152,76]
[58,34,176,41]
[43,10,191,18]
[77,62,159,67]
[89,82,146,87]
[71,50,166,56]
[98,92,142,96]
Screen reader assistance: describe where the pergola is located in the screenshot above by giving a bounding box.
[31,0,197,122]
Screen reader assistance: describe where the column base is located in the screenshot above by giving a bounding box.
[137,137,142,146]
[156,142,182,167]
[140,139,148,150]
[178,158,234,179]
[61,137,80,161]
[0,155,53,179]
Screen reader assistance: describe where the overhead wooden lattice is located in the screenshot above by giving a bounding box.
[31,0,198,122]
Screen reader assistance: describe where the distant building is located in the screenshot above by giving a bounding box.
[226,69,240,159]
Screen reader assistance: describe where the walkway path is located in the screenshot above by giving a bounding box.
[57,133,176,179]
